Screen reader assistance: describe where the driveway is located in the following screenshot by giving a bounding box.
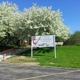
[0,62,80,80]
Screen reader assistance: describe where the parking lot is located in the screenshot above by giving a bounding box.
[0,62,80,80]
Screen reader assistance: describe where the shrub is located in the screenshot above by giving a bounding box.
[64,31,80,45]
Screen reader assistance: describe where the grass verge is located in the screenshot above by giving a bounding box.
[4,46,80,68]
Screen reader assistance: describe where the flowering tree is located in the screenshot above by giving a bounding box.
[21,5,70,40]
[0,2,19,37]
[0,2,21,45]
[0,2,70,45]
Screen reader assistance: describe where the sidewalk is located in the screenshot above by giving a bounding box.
[0,48,27,61]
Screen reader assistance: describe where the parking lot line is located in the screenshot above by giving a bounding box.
[17,69,80,80]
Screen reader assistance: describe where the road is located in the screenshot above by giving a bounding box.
[0,62,80,80]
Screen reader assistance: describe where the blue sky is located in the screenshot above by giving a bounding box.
[0,0,80,34]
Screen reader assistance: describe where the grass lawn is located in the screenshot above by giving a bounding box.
[15,45,80,68]
[5,46,80,68]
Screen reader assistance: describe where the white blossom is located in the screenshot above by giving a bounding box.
[0,2,70,40]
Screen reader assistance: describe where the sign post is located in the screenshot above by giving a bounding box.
[31,35,56,58]
[31,44,33,58]
[53,35,56,58]
[54,44,56,58]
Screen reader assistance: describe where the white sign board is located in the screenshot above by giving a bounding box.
[31,35,56,58]
[32,35,55,47]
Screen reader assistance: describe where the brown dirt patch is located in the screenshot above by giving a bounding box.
[22,62,39,66]
[4,56,39,66]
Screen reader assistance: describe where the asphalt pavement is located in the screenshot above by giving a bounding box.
[0,62,80,80]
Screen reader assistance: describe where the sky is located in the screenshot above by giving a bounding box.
[0,0,80,34]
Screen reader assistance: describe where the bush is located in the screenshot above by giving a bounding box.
[64,31,80,45]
